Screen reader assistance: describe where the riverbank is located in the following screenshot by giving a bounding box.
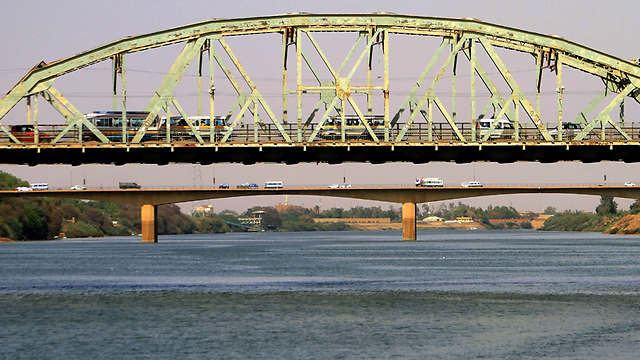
[314,217,486,231]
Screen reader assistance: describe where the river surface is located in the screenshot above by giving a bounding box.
[1,230,640,359]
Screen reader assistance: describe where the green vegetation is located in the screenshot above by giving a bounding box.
[540,196,625,232]
[241,205,359,232]
[0,171,198,240]
[426,201,528,229]
[539,211,615,232]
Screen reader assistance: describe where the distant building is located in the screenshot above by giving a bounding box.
[519,211,539,219]
[195,204,214,214]
[422,216,443,222]
[238,210,265,227]
[314,218,391,224]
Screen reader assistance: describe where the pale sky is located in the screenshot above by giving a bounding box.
[2,0,640,213]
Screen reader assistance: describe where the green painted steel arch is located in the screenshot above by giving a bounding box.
[2,13,640,122]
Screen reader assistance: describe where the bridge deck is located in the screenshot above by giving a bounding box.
[2,186,638,206]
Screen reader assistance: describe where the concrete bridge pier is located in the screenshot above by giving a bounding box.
[402,203,417,241]
[141,204,158,243]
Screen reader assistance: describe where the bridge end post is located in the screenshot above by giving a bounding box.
[141,204,158,243]
[402,203,417,241]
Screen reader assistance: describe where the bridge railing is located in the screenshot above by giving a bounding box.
[34,182,635,191]
[3,122,640,145]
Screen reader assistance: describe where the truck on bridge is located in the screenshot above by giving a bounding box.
[119,182,141,189]
[415,178,444,187]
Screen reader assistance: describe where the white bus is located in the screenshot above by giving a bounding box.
[30,183,49,191]
[264,181,283,189]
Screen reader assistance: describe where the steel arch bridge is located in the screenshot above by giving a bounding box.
[1,13,640,165]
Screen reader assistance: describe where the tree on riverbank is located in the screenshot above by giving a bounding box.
[0,171,198,240]
[540,196,623,232]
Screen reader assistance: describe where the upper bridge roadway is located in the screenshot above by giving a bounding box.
[2,185,638,242]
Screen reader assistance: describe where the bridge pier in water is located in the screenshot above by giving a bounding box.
[402,203,417,241]
[141,205,158,243]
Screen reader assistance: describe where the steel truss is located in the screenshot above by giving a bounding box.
[1,13,640,147]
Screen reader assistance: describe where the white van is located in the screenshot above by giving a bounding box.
[477,118,514,139]
[30,183,49,191]
[461,181,483,187]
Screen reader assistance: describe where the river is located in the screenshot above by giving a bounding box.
[1,230,639,359]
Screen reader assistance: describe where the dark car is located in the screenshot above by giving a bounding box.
[248,183,259,189]
[218,183,229,189]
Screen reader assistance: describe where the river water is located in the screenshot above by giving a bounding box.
[1,230,640,359]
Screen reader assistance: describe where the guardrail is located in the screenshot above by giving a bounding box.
[31,182,638,191]
[4,123,640,144]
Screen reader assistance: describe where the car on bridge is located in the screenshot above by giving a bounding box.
[71,185,87,190]
[14,186,31,192]
[477,118,514,139]
[461,181,483,187]
[9,124,51,142]
[218,183,229,189]
[549,122,583,137]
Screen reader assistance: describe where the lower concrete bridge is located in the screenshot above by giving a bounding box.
[2,186,639,242]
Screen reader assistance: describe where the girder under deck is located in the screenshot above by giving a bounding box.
[1,141,639,165]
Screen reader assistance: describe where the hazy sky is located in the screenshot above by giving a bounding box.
[2,0,640,213]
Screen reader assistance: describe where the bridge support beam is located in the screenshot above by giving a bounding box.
[402,203,417,241]
[141,204,158,243]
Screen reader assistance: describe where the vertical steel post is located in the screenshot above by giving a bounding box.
[367,29,373,116]
[26,96,31,125]
[209,39,215,142]
[620,99,625,127]
[121,54,127,143]
[112,58,117,111]
[166,104,171,143]
[341,98,346,142]
[428,99,433,142]
[282,30,289,129]
[515,95,520,141]
[383,30,389,142]
[535,50,542,117]
[296,28,302,142]
[451,36,458,125]
[556,52,563,141]
[34,94,39,143]
[470,39,476,141]
[253,101,258,142]
[198,47,203,116]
